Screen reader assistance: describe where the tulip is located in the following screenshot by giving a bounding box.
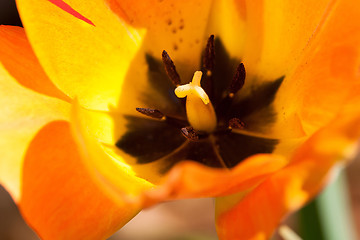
[1,0,360,239]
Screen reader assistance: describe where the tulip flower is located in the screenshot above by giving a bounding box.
[1,0,360,239]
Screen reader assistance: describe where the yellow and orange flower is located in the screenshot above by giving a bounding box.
[1,0,360,239]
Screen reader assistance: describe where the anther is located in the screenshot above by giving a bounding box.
[136,108,165,119]
[181,127,207,141]
[162,50,181,86]
[228,118,245,129]
[229,63,246,97]
[203,35,215,76]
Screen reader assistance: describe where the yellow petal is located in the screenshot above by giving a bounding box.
[252,0,339,79]
[105,0,214,115]
[71,100,154,205]
[16,0,145,110]
[205,0,247,61]
[0,63,70,201]
[106,0,213,75]
[20,121,140,239]
[210,0,340,82]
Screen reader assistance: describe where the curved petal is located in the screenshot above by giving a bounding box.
[141,154,287,207]
[20,121,140,239]
[16,0,145,110]
[274,0,360,137]
[215,95,360,240]
[0,25,68,101]
[71,101,155,206]
[0,62,70,201]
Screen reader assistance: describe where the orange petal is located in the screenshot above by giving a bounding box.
[215,95,360,240]
[0,61,70,201]
[141,154,288,207]
[20,121,140,239]
[16,0,145,110]
[0,25,68,101]
[274,0,360,136]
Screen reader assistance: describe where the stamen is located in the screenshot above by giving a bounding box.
[228,118,245,129]
[203,35,215,76]
[181,127,207,141]
[136,108,165,119]
[229,63,246,97]
[162,50,181,86]
[215,63,246,119]
[175,71,217,133]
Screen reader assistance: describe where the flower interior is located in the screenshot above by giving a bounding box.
[112,35,284,178]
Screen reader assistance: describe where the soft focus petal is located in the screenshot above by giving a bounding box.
[0,60,70,201]
[16,0,145,110]
[0,25,68,101]
[215,95,360,240]
[20,121,140,240]
[142,154,287,207]
[274,0,360,137]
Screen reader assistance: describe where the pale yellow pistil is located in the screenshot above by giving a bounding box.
[174,71,217,133]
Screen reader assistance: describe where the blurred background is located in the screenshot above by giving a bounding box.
[0,0,359,239]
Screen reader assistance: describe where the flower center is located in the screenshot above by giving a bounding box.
[134,35,248,140]
[115,35,284,171]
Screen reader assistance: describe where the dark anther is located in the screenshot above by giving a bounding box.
[229,63,246,97]
[216,63,246,119]
[202,35,215,101]
[162,50,181,86]
[136,108,164,119]
[181,127,207,141]
[228,118,245,129]
[203,35,215,73]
